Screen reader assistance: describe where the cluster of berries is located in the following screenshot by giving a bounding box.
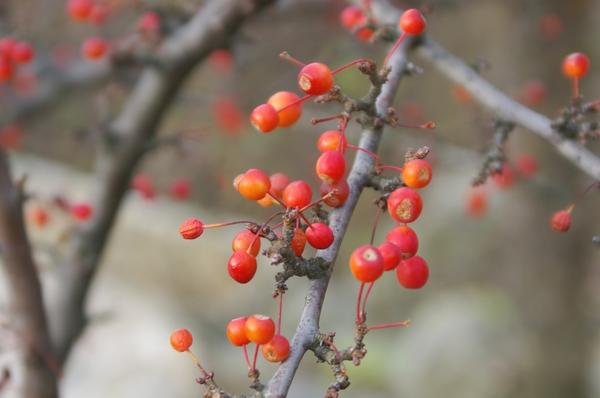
[0,37,35,83]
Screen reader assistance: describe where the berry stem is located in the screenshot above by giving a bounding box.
[394,121,437,130]
[276,291,284,334]
[267,192,287,208]
[279,51,305,67]
[251,343,260,371]
[204,220,256,229]
[355,282,365,324]
[346,143,381,166]
[331,58,372,75]
[298,191,335,213]
[369,206,383,245]
[247,211,284,254]
[361,282,375,320]
[311,114,344,125]
[366,319,411,332]
[186,349,209,377]
[573,77,580,99]
[378,164,403,173]
[383,32,407,67]
[277,94,312,114]
[242,344,252,370]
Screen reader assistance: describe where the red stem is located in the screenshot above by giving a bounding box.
[369,206,383,245]
[204,220,256,229]
[367,320,411,332]
[277,94,312,114]
[279,51,305,67]
[378,164,403,173]
[331,58,372,75]
[267,192,287,208]
[383,32,407,67]
[242,344,252,370]
[573,77,580,99]
[277,292,284,334]
[361,282,375,320]
[311,114,344,125]
[251,343,260,371]
[355,282,365,324]
[347,143,381,167]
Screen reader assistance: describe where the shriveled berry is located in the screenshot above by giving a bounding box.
[316,151,346,184]
[298,62,333,95]
[232,230,261,257]
[268,91,302,127]
[238,168,271,201]
[305,223,334,250]
[386,225,418,259]
[170,328,193,352]
[399,9,426,36]
[378,241,401,271]
[262,334,290,362]
[227,251,257,283]
[319,179,350,208]
[250,103,279,133]
[396,256,429,289]
[349,244,384,283]
[402,159,432,189]
[282,180,312,209]
[291,228,307,256]
[317,130,346,153]
[179,218,204,239]
[550,208,572,232]
[562,52,590,78]
[387,187,423,223]
[226,317,250,347]
[244,314,275,345]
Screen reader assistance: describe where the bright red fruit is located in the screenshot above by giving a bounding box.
[402,159,432,189]
[179,218,204,239]
[70,203,93,221]
[316,151,346,184]
[169,178,191,200]
[399,9,426,36]
[67,0,93,21]
[550,208,572,232]
[282,180,312,209]
[319,179,350,208]
[387,187,423,223]
[250,103,279,133]
[170,328,193,352]
[466,187,487,217]
[562,52,590,78]
[298,62,333,95]
[291,228,307,256]
[0,125,22,150]
[385,225,418,259]
[492,165,514,189]
[339,5,374,42]
[0,37,16,55]
[378,242,401,271]
[317,130,346,153]
[0,54,14,82]
[516,154,538,178]
[29,206,50,228]
[305,223,334,249]
[213,97,243,135]
[226,317,250,346]
[262,335,290,362]
[396,256,429,289]
[349,245,384,283]
[82,37,108,60]
[132,174,155,200]
[268,91,302,127]
[244,315,275,345]
[11,42,34,64]
[269,172,290,199]
[238,169,271,201]
[138,11,160,34]
[232,229,261,257]
[227,251,257,283]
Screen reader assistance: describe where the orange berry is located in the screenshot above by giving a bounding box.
[179,218,204,239]
[268,91,302,127]
[250,103,279,133]
[244,315,275,345]
[170,328,193,352]
[226,317,250,346]
[262,334,290,362]
[238,169,271,201]
[349,244,384,283]
[402,159,432,189]
[232,229,261,256]
[562,52,590,79]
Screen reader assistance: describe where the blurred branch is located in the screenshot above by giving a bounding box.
[265,38,412,398]
[0,149,57,398]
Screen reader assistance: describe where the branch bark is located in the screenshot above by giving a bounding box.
[265,40,412,398]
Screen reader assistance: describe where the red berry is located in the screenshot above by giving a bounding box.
[29,206,50,228]
[291,228,307,256]
[82,37,108,60]
[89,4,110,25]
[227,251,257,283]
[238,169,271,201]
[562,52,590,78]
[11,42,34,64]
[232,229,261,257]
[378,242,401,271]
[339,6,374,42]
[538,13,563,41]
[226,317,250,346]
[170,328,193,352]
[0,125,22,150]
[262,334,290,362]
[515,154,538,178]
[466,187,487,217]
[387,187,423,223]
[305,223,334,250]
[70,203,93,221]
[244,315,275,345]
[550,208,572,232]
[282,180,312,209]
[131,174,155,200]
[67,0,93,21]
[396,256,429,289]
[250,103,279,133]
[452,85,472,104]
[319,179,350,208]
[402,159,432,189]
[0,54,14,82]
[179,218,204,239]
[399,9,426,36]
[0,37,16,55]
[316,150,346,184]
[349,244,384,283]
[169,178,191,200]
[492,165,514,189]
[268,91,302,128]
[520,80,547,106]
[213,96,243,135]
[208,49,233,73]
[317,130,346,153]
[138,11,160,34]
[385,225,418,259]
[269,172,290,199]
[298,62,333,95]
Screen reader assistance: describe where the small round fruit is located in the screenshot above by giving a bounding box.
[317,130,346,153]
[516,154,538,178]
[244,315,276,345]
[349,244,384,283]
[262,334,290,362]
[179,218,204,240]
[291,228,307,256]
[385,225,418,259]
[319,179,350,208]
[492,165,514,189]
[232,229,261,256]
[238,169,271,201]
[227,251,257,283]
[387,187,423,223]
[305,223,334,250]
[82,37,108,60]
[396,256,429,289]
[340,5,365,30]
[378,241,401,271]
[67,0,93,21]
[316,151,346,184]
[29,206,50,228]
[250,103,279,133]
[138,11,160,34]
[11,42,34,64]
[399,8,426,35]
[70,203,93,221]
[132,174,155,199]
[226,317,250,347]
[170,328,193,352]
[268,91,302,127]
[562,52,590,79]
[298,62,333,95]
[402,159,432,189]
[466,187,487,217]
[282,180,312,209]
[550,209,572,232]
[169,178,191,200]
[269,172,290,199]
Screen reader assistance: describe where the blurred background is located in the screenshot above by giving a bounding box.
[0,0,599,397]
